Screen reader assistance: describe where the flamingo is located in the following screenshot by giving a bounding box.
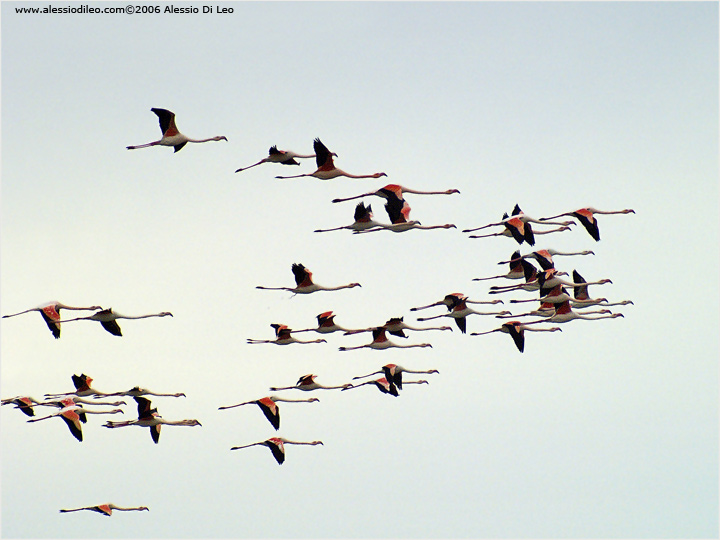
[256,263,361,294]
[247,324,327,345]
[523,301,625,325]
[463,204,574,234]
[496,302,557,319]
[292,311,363,335]
[269,374,351,392]
[470,321,562,353]
[28,398,123,442]
[235,145,317,172]
[497,249,594,271]
[411,293,504,312]
[488,263,573,295]
[31,396,125,425]
[352,364,439,390]
[127,108,227,152]
[275,138,386,180]
[103,396,201,444]
[218,395,319,430]
[231,437,323,465]
[331,183,459,204]
[416,297,511,333]
[54,308,173,337]
[343,317,452,338]
[2,301,102,339]
[342,376,399,396]
[314,203,387,233]
[473,251,527,282]
[45,374,116,399]
[1,396,43,417]
[467,213,571,245]
[540,207,635,241]
[338,327,433,351]
[59,504,149,516]
[354,196,456,234]
[105,386,186,398]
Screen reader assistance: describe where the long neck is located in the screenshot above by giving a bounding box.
[282,440,321,446]
[118,313,166,320]
[352,370,381,380]
[157,418,197,426]
[3,308,38,318]
[186,136,223,143]
[110,505,147,512]
[273,397,317,403]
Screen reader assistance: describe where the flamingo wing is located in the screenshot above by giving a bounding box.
[454,317,467,334]
[256,398,280,430]
[291,264,312,287]
[60,410,83,442]
[151,108,178,136]
[267,438,286,464]
[100,319,123,336]
[574,209,600,241]
[150,423,161,444]
[313,138,334,170]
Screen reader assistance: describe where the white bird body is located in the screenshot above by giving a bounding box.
[235,146,316,172]
[230,437,323,465]
[276,138,385,180]
[247,324,327,345]
[256,263,360,295]
[103,396,200,444]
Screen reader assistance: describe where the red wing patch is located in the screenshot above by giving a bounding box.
[575,208,595,222]
[555,302,573,315]
[258,397,278,414]
[41,305,61,321]
[98,505,112,516]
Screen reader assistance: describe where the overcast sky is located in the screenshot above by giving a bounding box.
[1,1,718,538]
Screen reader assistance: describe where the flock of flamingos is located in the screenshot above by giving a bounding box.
[2,108,635,517]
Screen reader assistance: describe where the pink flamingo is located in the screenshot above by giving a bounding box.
[231,437,323,465]
[257,263,361,294]
[60,504,149,516]
[28,398,123,442]
[471,321,562,353]
[331,183,459,204]
[2,301,102,339]
[411,292,503,311]
[354,197,456,234]
[540,207,635,241]
[219,395,319,430]
[270,374,351,392]
[235,145,316,172]
[127,108,226,152]
[54,308,173,337]
[338,327,433,351]
[247,324,327,345]
[352,364,439,390]
[103,396,201,444]
[292,311,363,335]
[276,139,385,180]
[416,297,510,333]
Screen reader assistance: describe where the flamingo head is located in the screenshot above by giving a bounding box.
[373,172,388,178]
[215,136,228,142]
[159,312,173,317]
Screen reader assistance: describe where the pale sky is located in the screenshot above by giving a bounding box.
[1,1,718,538]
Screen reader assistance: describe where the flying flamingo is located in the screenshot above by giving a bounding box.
[352,363,439,390]
[471,321,562,353]
[354,196,456,234]
[488,264,572,295]
[256,263,361,294]
[275,138,386,180]
[497,249,594,271]
[235,145,317,172]
[463,204,574,234]
[2,301,102,339]
[45,374,116,399]
[103,396,201,444]
[269,374,351,392]
[331,183,460,204]
[411,292,504,312]
[338,327,433,351]
[496,302,557,320]
[342,376,399,396]
[247,324,327,345]
[54,308,173,337]
[31,395,125,425]
[127,108,227,152]
[292,311,363,335]
[467,213,571,245]
[218,395,319,430]
[231,437,323,465]
[523,301,625,325]
[540,207,635,241]
[59,504,149,516]
[416,297,511,333]
[1,396,42,417]
[105,386,186,398]
[343,317,452,338]
[27,398,123,442]
[314,203,388,233]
